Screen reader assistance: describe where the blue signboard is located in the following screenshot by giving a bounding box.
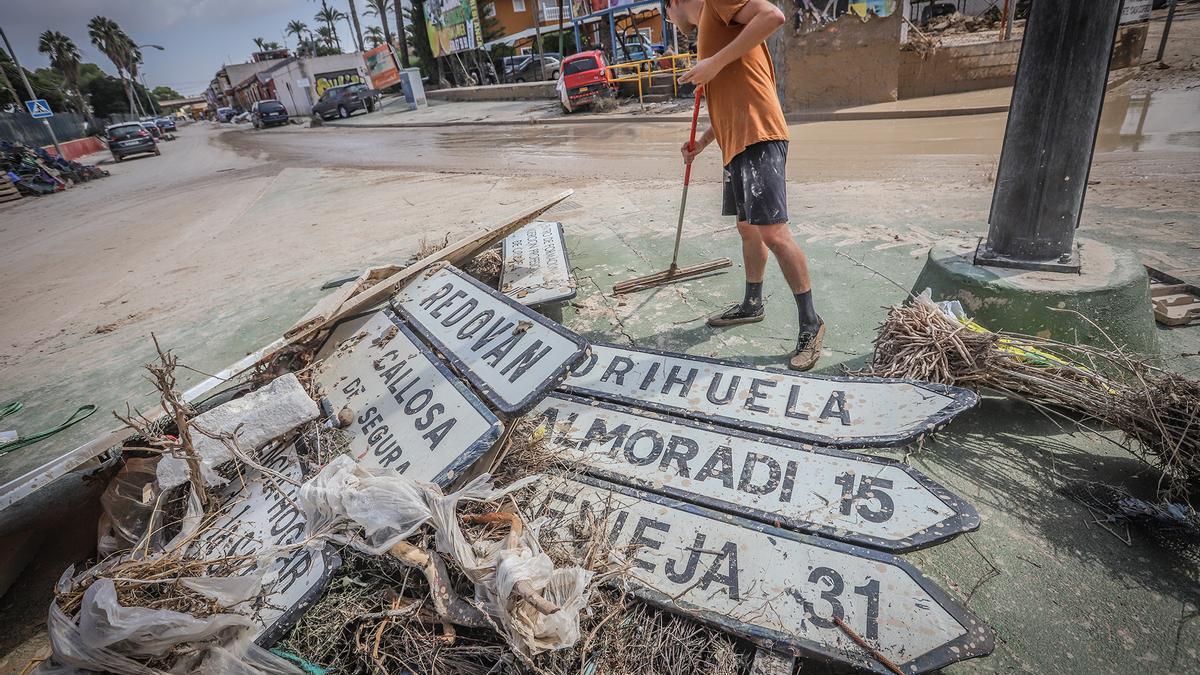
[25,99,53,119]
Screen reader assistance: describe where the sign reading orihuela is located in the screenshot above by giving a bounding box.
[531,475,994,674]
[500,220,576,307]
[393,262,589,416]
[534,394,979,551]
[561,343,977,447]
[192,443,334,644]
[314,309,503,483]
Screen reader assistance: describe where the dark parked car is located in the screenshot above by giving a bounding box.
[311,83,379,120]
[251,99,290,128]
[155,117,176,132]
[140,122,163,140]
[216,106,235,122]
[105,122,159,162]
[511,55,561,82]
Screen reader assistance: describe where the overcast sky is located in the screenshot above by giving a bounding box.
[3,0,402,97]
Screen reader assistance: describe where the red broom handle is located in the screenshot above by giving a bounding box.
[683,86,703,186]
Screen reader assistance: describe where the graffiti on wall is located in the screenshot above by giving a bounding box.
[315,69,364,97]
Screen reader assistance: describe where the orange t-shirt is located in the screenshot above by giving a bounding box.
[697,0,789,166]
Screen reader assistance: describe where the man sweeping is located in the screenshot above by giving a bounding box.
[671,0,825,371]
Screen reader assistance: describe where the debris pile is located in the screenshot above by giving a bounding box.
[1,139,109,196]
[866,291,1200,503]
[29,197,995,675]
[923,8,1002,35]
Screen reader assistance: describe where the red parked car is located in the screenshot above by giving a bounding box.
[557,50,613,113]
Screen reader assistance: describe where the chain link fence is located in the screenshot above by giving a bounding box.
[0,112,142,148]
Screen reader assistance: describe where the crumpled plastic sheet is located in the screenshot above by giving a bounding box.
[297,455,593,655]
[37,573,301,674]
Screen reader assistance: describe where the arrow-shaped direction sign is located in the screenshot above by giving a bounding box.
[191,443,335,645]
[313,308,503,483]
[530,475,994,674]
[534,394,979,551]
[393,262,589,417]
[561,343,978,448]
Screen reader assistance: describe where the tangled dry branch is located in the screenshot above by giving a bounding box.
[865,296,1200,502]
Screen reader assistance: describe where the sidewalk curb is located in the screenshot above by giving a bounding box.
[323,68,1140,131]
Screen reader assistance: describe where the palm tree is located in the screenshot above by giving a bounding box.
[38,31,87,115]
[315,5,346,52]
[253,37,268,51]
[364,26,385,47]
[345,0,366,52]
[316,26,337,49]
[286,20,309,55]
[263,41,283,50]
[88,16,137,115]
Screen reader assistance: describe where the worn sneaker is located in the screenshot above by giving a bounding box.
[707,302,765,327]
[788,322,826,371]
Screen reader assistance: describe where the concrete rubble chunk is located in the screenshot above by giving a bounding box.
[156,373,320,490]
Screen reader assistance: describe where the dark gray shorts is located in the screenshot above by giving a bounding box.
[721,140,789,225]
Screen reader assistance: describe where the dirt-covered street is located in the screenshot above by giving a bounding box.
[2,8,1200,673]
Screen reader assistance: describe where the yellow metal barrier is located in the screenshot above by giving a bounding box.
[605,52,696,104]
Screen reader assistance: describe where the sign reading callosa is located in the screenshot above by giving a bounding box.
[535,394,979,551]
[393,262,589,416]
[313,308,503,484]
[531,475,994,674]
[562,343,977,447]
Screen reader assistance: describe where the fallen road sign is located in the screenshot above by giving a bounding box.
[500,220,576,307]
[393,262,589,416]
[192,442,335,645]
[534,394,979,551]
[561,343,978,447]
[313,308,503,484]
[531,475,994,674]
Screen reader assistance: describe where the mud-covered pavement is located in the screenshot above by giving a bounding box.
[3,13,1200,671]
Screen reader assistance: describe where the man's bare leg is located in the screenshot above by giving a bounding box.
[758,223,824,370]
[738,220,769,283]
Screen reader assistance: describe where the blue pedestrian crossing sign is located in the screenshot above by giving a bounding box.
[25,99,53,119]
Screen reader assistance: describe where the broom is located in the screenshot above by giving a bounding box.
[612,87,731,295]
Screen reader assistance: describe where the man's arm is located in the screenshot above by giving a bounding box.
[679,0,786,87]
[681,126,717,163]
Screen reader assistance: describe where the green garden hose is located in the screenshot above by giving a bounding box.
[0,402,97,458]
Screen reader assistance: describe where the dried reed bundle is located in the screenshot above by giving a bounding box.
[866,294,1200,502]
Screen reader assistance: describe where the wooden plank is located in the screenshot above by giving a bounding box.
[285,264,401,338]
[274,190,574,362]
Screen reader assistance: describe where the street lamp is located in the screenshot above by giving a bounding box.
[136,43,165,116]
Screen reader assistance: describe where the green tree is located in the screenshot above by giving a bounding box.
[406,5,435,80]
[87,16,139,115]
[0,48,67,111]
[365,0,410,68]
[152,85,182,100]
[83,74,129,116]
[38,30,88,114]
[315,5,346,51]
[364,26,385,47]
[286,20,310,55]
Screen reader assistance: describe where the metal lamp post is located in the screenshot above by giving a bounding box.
[136,44,165,116]
[975,0,1123,273]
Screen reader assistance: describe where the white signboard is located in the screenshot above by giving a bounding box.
[534,394,978,551]
[393,262,589,416]
[531,476,994,674]
[1120,0,1152,23]
[314,309,502,484]
[192,443,333,644]
[562,343,977,448]
[500,220,576,307]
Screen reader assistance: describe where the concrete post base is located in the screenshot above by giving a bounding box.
[912,237,1158,355]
